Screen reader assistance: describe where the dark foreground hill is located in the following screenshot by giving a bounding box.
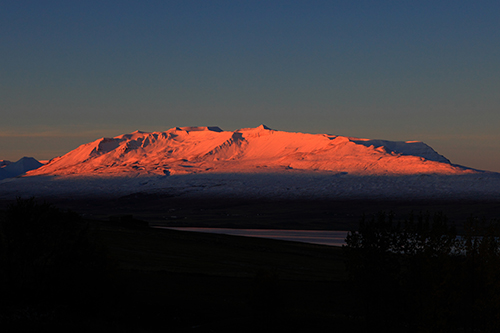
[0,200,347,332]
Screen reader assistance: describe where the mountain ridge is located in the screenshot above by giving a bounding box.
[27,125,476,177]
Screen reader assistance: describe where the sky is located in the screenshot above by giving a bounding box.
[1,1,499,172]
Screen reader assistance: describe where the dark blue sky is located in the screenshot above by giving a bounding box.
[1,1,499,171]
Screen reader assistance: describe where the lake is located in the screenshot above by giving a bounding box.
[155,227,348,247]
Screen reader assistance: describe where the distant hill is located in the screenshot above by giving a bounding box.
[0,157,43,180]
[27,125,477,177]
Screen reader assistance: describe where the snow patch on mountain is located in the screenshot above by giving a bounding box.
[349,139,450,163]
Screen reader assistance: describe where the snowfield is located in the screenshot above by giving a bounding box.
[2,172,500,201]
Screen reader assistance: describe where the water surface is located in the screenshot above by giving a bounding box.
[156,227,348,247]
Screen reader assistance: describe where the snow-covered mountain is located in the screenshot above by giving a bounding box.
[28,125,475,177]
[0,157,43,180]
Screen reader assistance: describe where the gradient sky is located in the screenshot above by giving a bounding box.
[1,1,499,172]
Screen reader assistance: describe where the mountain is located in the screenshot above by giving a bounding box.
[27,125,475,177]
[0,157,43,180]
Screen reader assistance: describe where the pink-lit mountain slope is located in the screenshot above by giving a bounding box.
[27,125,476,177]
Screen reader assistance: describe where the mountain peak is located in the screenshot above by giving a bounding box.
[0,157,43,180]
[236,124,273,132]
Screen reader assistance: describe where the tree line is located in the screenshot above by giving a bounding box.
[344,211,500,332]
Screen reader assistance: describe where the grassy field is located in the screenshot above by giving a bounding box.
[90,218,351,332]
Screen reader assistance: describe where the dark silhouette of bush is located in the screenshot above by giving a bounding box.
[0,198,109,328]
[344,212,500,332]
